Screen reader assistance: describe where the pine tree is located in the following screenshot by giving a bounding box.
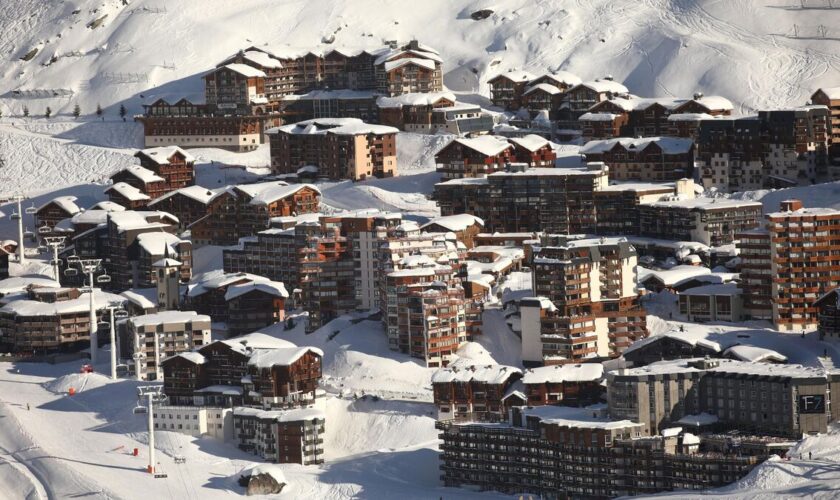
[22,105,29,117]
[72,104,81,119]
[119,104,127,120]
[45,107,52,119]
[96,103,103,117]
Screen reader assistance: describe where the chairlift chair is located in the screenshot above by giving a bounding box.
[114,310,130,320]
[24,205,37,215]
[10,212,20,221]
[97,321,110,330]
[64,268,78,277]
[49,259,61,266]
[38,226,51,234]
[23,229,34,239]
[132,404,148,414]
[36,245,47,253]
[96,274,112,284]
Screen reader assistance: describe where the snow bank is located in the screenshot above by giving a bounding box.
[42,372,110,395]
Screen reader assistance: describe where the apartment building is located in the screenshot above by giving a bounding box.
[520,236,647,365]
[377,92,493,135]
[189,182,320,246]
[580,137,695,181]
[233,407,325,465]
[147,186,222,230]
[0,288,126,353]
[435,163,609,234]
[134,146,196,192]
[128,310,211,381]
[521,363,604,406]
[594,181,685,235]
[203,63,266,116]
[431,359,523,422]
[160,332,322,409]
[638,197,762,247]
[607,357,839,437]
[33,196,81,232]
[267,118,398,181]
[817,288,840,341]
[768,200,840,330]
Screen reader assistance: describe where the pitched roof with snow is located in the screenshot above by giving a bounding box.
[489,70,537,83]
[815,87,840,100]
[522,363,604,384]
[421,214,484,232]
[188,271,267,297]
[207,63,266,79]
[383,58,436,72]
[508,134,551,152]
[580,137,694,155]
[579,112,620,122]
[115,166,165,184]
[135,231,184,256]
[431,359,521,384]
[220,50,283,69]
[149,185,223,207]
[135,146,195,165]
[246,346,324,368]
[237,182,320,206]
[686,95,733,112]
[531,71,582,87]
[451,135,513,157]
[723,345,787,363]
[0,289,125,317]
[37,196,81,215]
[106,183,150,202]
[376,91,456,108]
[88,201,125,212]
[524,83,561,96]
[573,80,629,94]
[637,265,712,287]
[224,280,289,301]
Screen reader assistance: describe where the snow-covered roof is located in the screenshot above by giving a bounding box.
[524,83,561,96]
[189,271,266,297]
[508,134,550,152]
[135,231,184,256]
[136,146,195,165]
[516,405,643,431]
[0,276,61,296]
[579,112,620,122]
[522,363,604,384]
[247,346,324,368]
[531,71,582,87]
[149,185,222,206]
[680,282,741,296]
[668,112,714,121]
[580,137,694,155]
[573,80,629,94]
[88,201,125,212]
[615,357,824,380]
[273,117,398,136]
[152,257,182,268]
[105,210,178,232]
[165,351,207,365]
[209,63,266,79]
[598,182,675,193]
[222,50,283,69]
[682,432,701,445]
[0,289,125,317]
[594,96,687,112]
[242,183,320,207]
[374,48,443,66]
[431,359,521,384]
[490,70,536,83]
[421,214,484,232]
[130,310,209,327]
[723,345,788,364]
[638,265,712,287]
[451,135,512,157]
[621,330,724,357]
[220,331,297,353]
[233,406,325,422]
[120,288,157,310]
[376,91,456,108]
[115,166,165,184]
[688,95,733,112]
[37,196,81,215]
[383,57,436,72]
[645,196,761,211]
[106,182,150,202]
[224,280,289,301]
[766,206,840,219]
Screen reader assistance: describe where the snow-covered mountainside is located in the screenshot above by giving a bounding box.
[1,0,840,118]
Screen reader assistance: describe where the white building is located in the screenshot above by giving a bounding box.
[129,310,211,380]
[153,406,233,441]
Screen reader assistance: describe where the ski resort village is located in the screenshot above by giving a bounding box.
[8,0,840,499]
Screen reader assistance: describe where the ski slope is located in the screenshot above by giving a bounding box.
[1,0,840,119]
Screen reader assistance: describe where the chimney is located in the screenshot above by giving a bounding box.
[693,92,704,100]
[604,74,614,81]
[780,199,803,212]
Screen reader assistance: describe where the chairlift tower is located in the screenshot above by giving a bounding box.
[6,194,30,266]
[69,258,104,365]
[137,386,167,475]
[42,236,66,282]
[103,302,128,380]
